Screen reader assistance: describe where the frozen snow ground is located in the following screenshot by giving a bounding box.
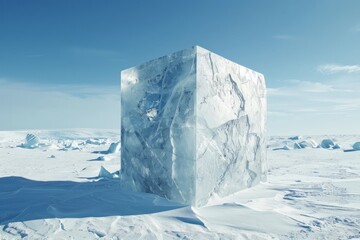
[0,130,360,239]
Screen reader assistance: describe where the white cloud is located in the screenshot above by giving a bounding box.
[267,88,284,96]
[333,102,360,111]
[268,80,336,97]
[267,76,360,135]
[317,64,360,74]
[291,80,336,93]
[0,80,120,130]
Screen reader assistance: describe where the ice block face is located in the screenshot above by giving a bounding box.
[121,46,266,206]
[121,48,197,205]
[195,47,267,206]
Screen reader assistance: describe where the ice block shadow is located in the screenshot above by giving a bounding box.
[0,176,184,225]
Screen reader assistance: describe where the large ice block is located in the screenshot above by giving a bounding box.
[121,46,267,206]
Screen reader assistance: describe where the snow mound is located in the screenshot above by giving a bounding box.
[320,139,336,149]
[106,142,120,154]
[333,144,341,149]
[273,145,290,151]
[85,138,107,145]
[20,133,40,148]
[91,141,120,155]
[293,140,318,149]
[64,141,81,150]
[96,155,110,161]
[47,144,59,150]
[299,139,318,148]
[353,142,360,151]
[289,136,302,140]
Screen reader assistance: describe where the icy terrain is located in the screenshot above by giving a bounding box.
[121,46,266,206]
[0,130,360,239]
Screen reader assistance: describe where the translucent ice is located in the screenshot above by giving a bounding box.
[320,139,336,149]
[107,142,121,154]
[120,46,267,206]
[20,133,40,149]
[353,142,360,151]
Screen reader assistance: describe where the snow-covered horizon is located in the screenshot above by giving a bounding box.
[1,129,359,239]
[2,127,360,138]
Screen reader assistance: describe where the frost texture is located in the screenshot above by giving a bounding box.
[120,46,267,206]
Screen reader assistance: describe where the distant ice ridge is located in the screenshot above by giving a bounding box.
[270,136,360,151]
[84,138,108,145]
[64,141,81,150]
[353,142,360,151]
[320,139,337,149]
[107,142,120,154]
[91,141,120,155]
[120,46,267,206]
[20,133,40,149]
[344,141,360,152]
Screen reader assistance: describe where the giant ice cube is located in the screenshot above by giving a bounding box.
[121,46,266,206]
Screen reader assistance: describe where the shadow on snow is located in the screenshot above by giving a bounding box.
[0,176,184,225]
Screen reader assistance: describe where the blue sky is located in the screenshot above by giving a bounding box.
[1,0,360,135]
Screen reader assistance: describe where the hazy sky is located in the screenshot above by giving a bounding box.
[1,0,360,135]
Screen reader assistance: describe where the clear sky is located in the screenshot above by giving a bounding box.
[1,0,360,135]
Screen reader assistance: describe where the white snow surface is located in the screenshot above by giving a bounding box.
[0,130,360,239]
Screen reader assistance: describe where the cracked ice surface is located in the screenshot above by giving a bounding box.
[196,47,267,206]
[120,46,266,206]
